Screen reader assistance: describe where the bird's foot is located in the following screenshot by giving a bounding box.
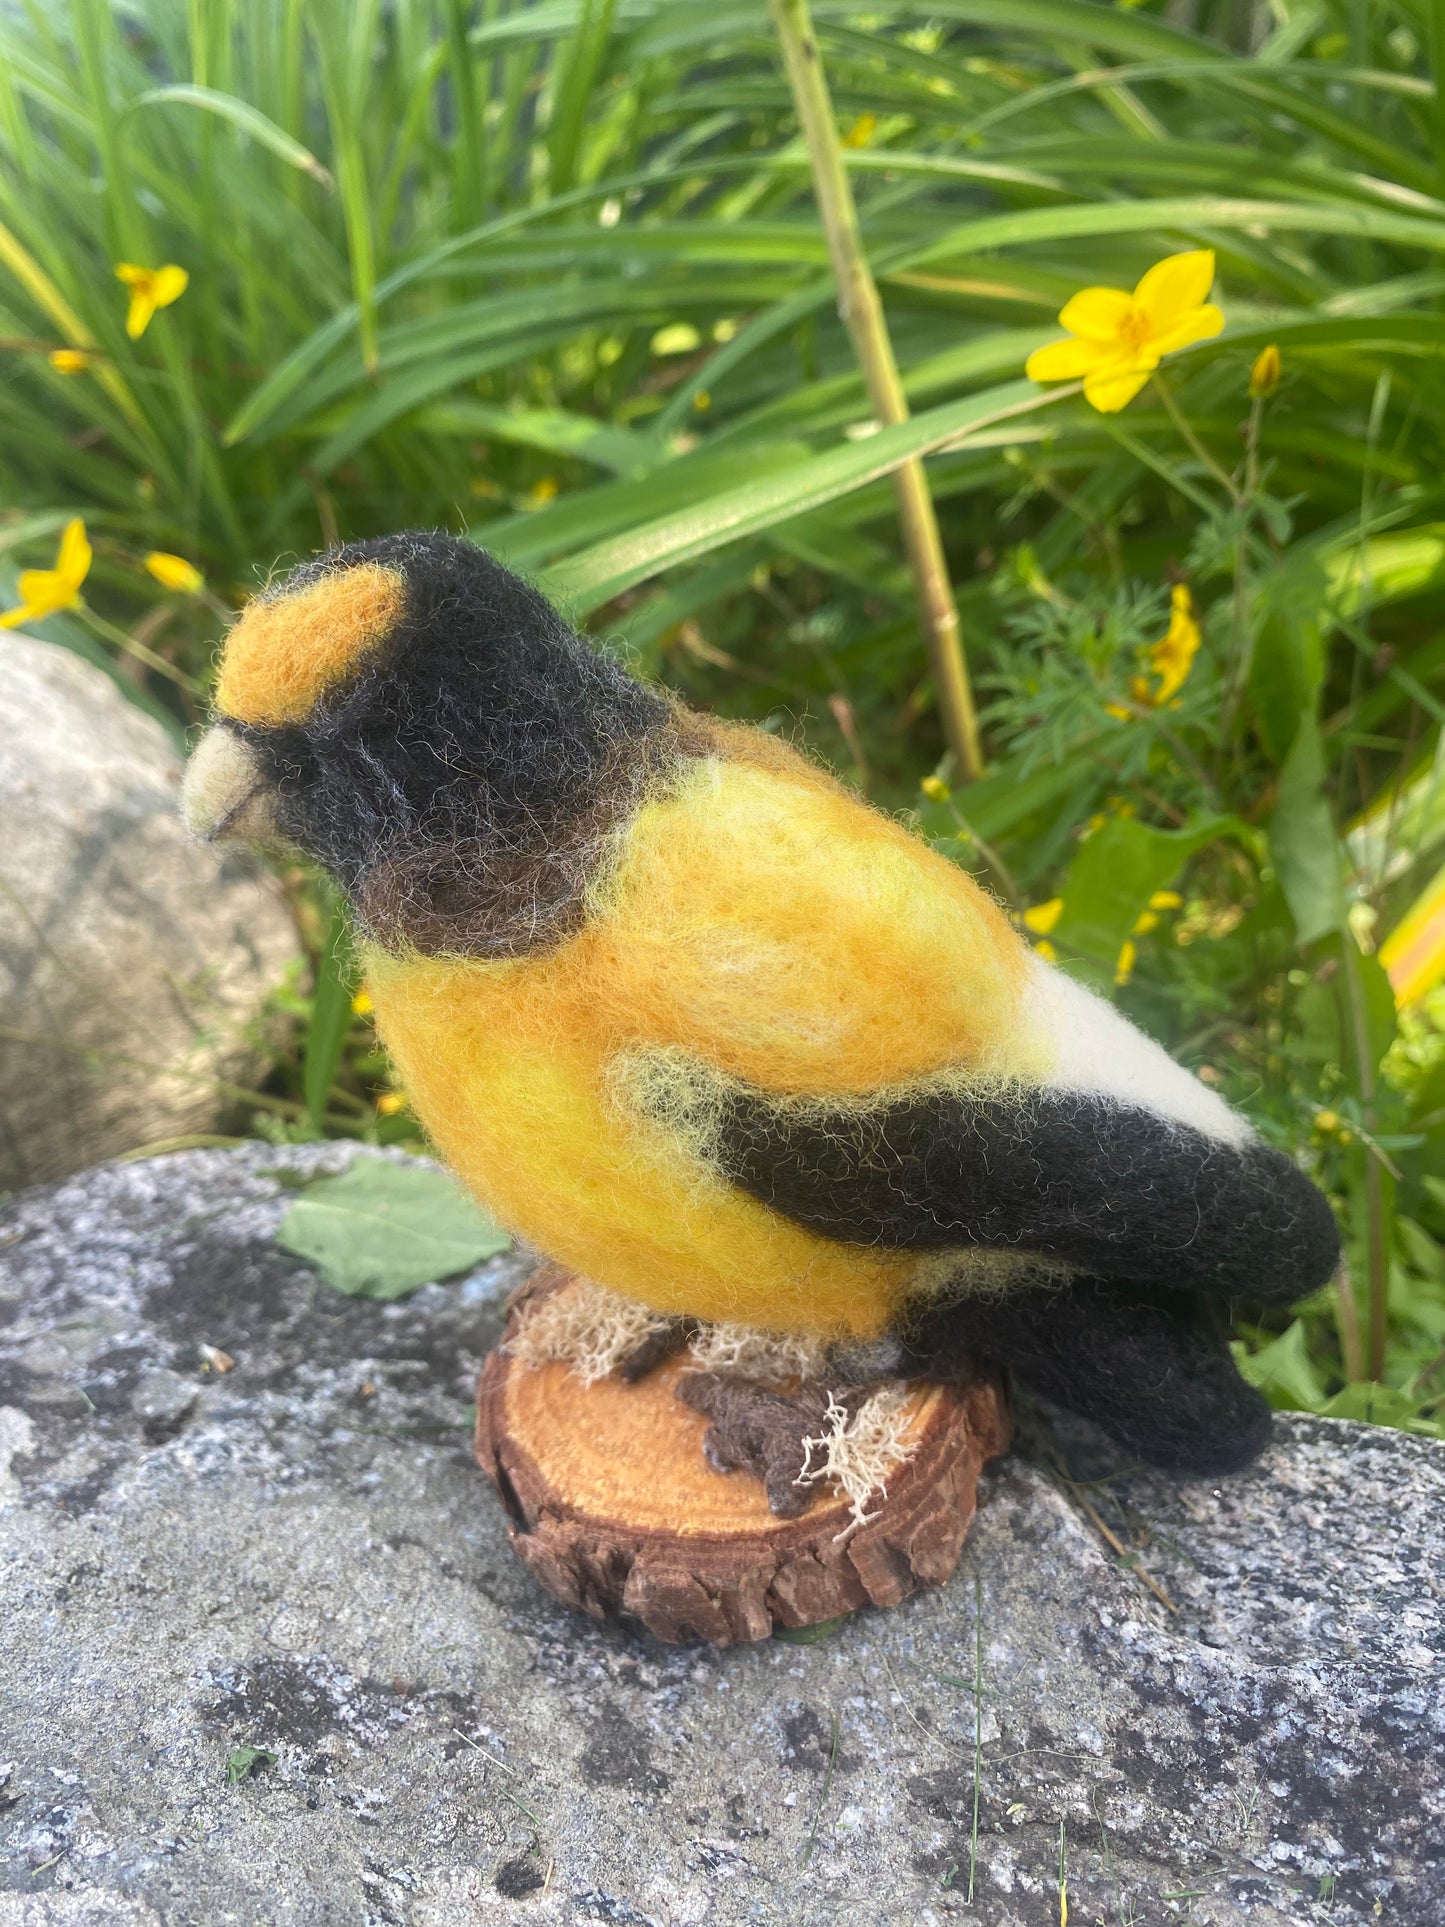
[676,1371,869,1518]
[615,1315,700,1382]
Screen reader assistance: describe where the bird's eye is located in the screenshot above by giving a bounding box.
[214,562,405,728]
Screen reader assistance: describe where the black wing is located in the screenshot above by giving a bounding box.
[711,1080,1338,1305]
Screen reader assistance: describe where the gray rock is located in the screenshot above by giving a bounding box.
[0,1145,1440,1927]
[0,635,298,1189]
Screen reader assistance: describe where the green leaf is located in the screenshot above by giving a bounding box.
[1248,554,1327,766]
[133,85,334,186]
[918,741,1109,849]
[277,1160,511,1300]
[225,1746,276,1785]
[1234,1321,1328,1412]
[540,380,1064,612]
[773,1614,851,1644]
[1397,1217,1445,1283]
[1350,950,1400,1076]
[1318,1382,1444,1438]
[1052,813,1243,977]
[1269,713,1346,946]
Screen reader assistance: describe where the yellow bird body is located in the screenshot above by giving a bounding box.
[363,724,1035,1338]
[180,532,1340,1473]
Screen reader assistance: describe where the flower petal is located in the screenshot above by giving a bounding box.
[151,265,189,310]
[1025,336,1105,381]
[1083,363,1153,413]
[1132,250,1215,331]
[57,518,91,590]
[11,569,72,620]
[1057,286,1132,343]
[114,263,147,288]
[126,289,156,339]
[14,568,59,606]
[1151,303,1225,358]
[1023,896,1064,935]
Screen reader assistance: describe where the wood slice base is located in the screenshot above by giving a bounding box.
[474,1273,1012,1646]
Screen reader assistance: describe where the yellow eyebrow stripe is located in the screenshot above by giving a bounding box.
[215,563,405,726]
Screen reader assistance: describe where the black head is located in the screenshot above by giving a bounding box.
[183,532,671,954]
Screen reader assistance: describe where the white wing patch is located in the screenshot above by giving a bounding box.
[1022,954,1252,1148]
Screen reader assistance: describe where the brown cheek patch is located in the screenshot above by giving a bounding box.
[214,563,405,726]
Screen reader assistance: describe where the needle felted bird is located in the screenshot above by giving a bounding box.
[184,532,1339,1480]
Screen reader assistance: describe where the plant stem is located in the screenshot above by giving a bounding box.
[767,0,984,780]
[1340,936,1390,1380]
[1153,373,1241,505]
[80,607,203,694]
[1335,1251,1365,1384]
[1218,392,1265,749]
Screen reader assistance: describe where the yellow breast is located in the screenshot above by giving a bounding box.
[363,749,1033,1338]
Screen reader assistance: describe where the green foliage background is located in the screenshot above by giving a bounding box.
[4,0,1444,1434]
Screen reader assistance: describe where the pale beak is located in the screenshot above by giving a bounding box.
[181,726,280,845]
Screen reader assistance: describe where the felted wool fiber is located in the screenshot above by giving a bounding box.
[182,530,1343,1474]
[216,563,404,727]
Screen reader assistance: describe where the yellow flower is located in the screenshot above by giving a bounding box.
[0,517,91,628]
[144,550,204,594]
[1034,939,1057,962]
[49,347,91,374]
[525,476,559,508]
[920,774,951,803]
[1149,890,1182,910]
[1249,344,1281,399]
[1149,584,1201,704]
[1025,250,1224,414]
[376,1091,408,1116]
[115,262,188,340]
[844,113,877,149]
[1114,939,1137,986]
[1132,910,1160,936]
[350,989,374,1017]
[1023,897,1063,936]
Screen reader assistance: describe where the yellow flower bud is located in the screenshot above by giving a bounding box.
[376,1091,408,1116]
[144,550,204,594]
[1114,939,1137,986]
[49,348,91,375]
[920,774,951,803]
[1132,910,1160,936]
[1149,890,1182,911]
[350,989,374,1017]
[1314,1109,1339,1134]
[1034,939,1057,962]
[1249,344,1281,399]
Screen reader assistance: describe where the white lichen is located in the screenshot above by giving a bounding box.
[795,1384,917,1538]
[506,1278,670,1385]
[686,1321,829,1386]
